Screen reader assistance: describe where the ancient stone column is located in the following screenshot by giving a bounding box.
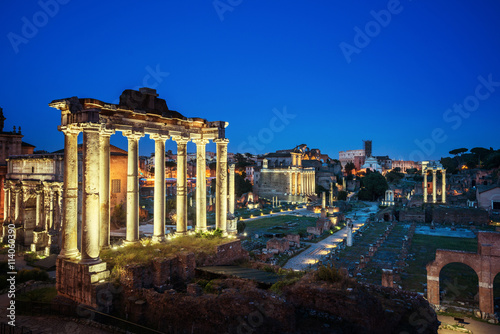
[151,134,168,242]
[193,139,208,232]
[174,137,189,235]
[81,125,101,264]
[215,139,229,233]
[347,221,353,247]
[432,169,437,203]
[124,131,144,243]
[99,129,114,249]
[423,169,428,203]
[322,192,326,209]
[295,172,298,196]
[14,188,20,223]
[228,163,235,214]
[3,184,9,222]
[59,126,80,259]
[48,190,54,230]
[35,187,41,229]
[289,172,293,195]
[441,169,446,203]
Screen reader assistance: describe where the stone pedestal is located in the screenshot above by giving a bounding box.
[56,258,110,308]
[381,269,394,288]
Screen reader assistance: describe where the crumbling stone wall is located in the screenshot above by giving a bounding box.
[431,207,489,225]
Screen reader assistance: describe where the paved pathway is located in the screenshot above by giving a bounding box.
[283,202,379,270]
[438,315,500,334]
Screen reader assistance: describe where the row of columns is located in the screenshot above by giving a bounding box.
[423,168,446,204]
[289,170,315,196]
[59,124,231,264]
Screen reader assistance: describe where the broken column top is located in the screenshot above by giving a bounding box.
[49,87,228,140]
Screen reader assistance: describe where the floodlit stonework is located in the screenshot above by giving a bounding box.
[421,161,446,204]
[50,87,231,306]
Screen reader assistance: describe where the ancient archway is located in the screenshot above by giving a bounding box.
[439,262,478,307]
[427,232,500,318]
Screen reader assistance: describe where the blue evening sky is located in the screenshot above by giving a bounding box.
[1,0,499,161]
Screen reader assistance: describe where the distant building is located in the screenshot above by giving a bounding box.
[361,156,383,173]
[3,145,128,251]
[391,160,419,173]
[0,108,35,223]
[253,148,315,202]
[339,149,364,168]
[476,184,500,212]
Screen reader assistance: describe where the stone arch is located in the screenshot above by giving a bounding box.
[439,261,479,305]
[427,250,482,310]
[427,233,500,318]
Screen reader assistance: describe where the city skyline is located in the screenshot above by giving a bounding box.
[1,0,499,160]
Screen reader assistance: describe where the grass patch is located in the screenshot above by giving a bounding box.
[244,215,317,236]
[101,235,230,270]
[17,287,57,302]
[403,234,480,306]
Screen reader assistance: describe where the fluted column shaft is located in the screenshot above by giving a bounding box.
[174,137,188,235]
[80,125,101,264]
[229,163,235,214]
[99,130,114,249]
[152,134,168,242]
[432,169,437,203]
[294,172,298,196]
[59,127,80,259]
[48,190,54,230]
[194,139,209,232]
[35,188,41,229]
[3,185,9,222]
[215,139,229,233]
[124,131,143,243]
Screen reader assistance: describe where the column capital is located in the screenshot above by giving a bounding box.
[80,123,102,132]
[150,133,170,142]
[229,163,236,171]
[172,136,189,144]
[192,138,210,146]
[214,138,229,145]
[432,169,437,174]
[100,128,115,137]
[122,130,145,140]
[60,124,81,136]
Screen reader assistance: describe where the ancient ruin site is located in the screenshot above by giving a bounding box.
[1,1,500,334]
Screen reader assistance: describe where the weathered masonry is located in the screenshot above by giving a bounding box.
[50,88,233,306]
[426,232,500,319]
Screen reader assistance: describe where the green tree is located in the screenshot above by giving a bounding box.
[235,172,252,197]
[337,190,348,201]
[359,172,388,201]
[441,157,458,174]
[449,148,468,156]
[485,152,500,169]
[111,203,126,228]
[385,170,404,183]
[344,162,355,175]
